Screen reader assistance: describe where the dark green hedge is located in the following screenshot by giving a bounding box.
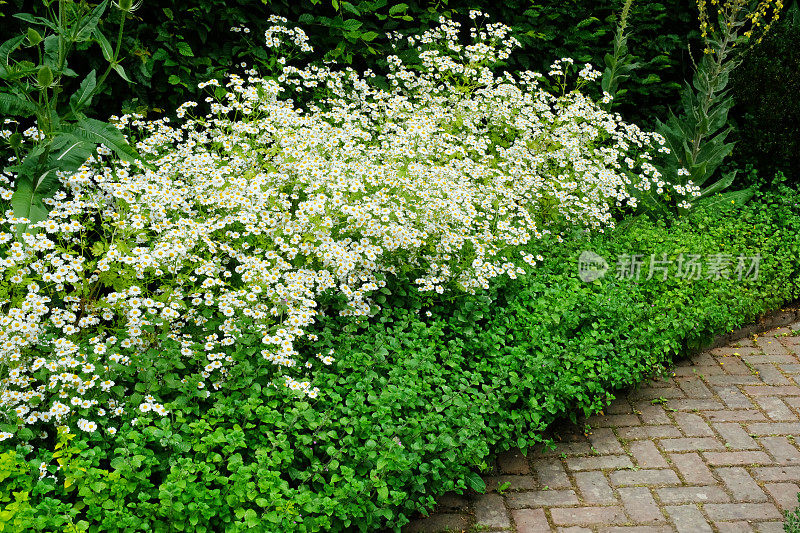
[3,0,697,126]
[3,185,800,532]
[731,5,800,185]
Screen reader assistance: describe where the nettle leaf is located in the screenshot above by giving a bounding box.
[575,16,600,29]
[176,42,194,57]
[342,19,362,31]
[341,1,361,16]
[389,3,408,15]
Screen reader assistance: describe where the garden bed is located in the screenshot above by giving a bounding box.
[1,8,799,531]
[2,186,799,531]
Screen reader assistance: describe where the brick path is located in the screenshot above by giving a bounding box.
[404,321,800,532]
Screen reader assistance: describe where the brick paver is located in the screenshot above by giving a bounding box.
[402,319,800,532]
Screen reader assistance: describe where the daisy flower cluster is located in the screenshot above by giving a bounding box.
[0,15,684,441]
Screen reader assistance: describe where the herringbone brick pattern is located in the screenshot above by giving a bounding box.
[405,321,800,532]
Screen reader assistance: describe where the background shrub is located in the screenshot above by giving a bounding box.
[730,2,800,186]
[3,0,696,126]
[7,0,799,192]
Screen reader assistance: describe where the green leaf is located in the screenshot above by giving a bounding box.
[244,509,258,528]
[0,92,36,116]
[75,0,108,41]
[575,16,600,29]
[8,132,22,150]
[465,471,485,493]
[360,31,379,41]
[112,63,132,82]
[694,133,735,183]
[695,187,755,211]
[389,3,408,15]
[92,28,114,62]
[12,13,57,30]
[43,35,59,71]
[49,133,96,171]
[69,69,96,111]
[699,170,736,199]
[176,42,193,57]
[0,35,26,71]
[342,19,362,31]
[705,102,731,133]
[11,170,57,234]
[341,1,360,15]
[73,117,138,163]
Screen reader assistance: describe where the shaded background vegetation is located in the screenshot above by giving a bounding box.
[2,0,798,182]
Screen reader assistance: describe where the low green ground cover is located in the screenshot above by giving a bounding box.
[788,497,800,533]
[2,186,799,531]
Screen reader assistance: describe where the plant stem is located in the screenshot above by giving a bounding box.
[94,11,127,96]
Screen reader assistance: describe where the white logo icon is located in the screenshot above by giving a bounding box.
[578,251,608,282]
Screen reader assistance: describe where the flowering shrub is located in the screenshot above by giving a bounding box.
[0,14,680,442]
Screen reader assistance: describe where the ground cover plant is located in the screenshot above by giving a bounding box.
[788,495,800,533]
[1,5,800,533]
[1,183,799,531]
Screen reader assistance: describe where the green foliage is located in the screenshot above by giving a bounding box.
[641,1,761,218]
[787,492,800,533]
[2,186,800,531]
[0,0,139,235]
[1,0,696,127]
[601,0,640,109]
[731,0,800,186]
